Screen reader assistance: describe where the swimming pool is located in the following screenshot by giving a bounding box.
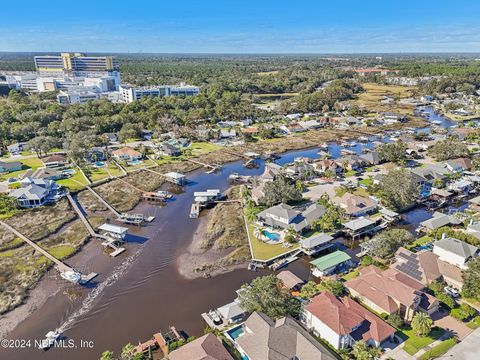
[227,325,245,341]
[94,161,105,168]
[62,169,76,176]
[128,160,143,166]
[263,230,281,241]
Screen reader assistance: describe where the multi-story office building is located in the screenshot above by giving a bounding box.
[119,84,200,103]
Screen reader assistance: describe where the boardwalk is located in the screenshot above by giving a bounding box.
[0,220,73,273]
[86,186,121,217]
[66,194,108,240]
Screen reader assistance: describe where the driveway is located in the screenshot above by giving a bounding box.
[444,327,480,359]
[431,310,473,340]
[381,335,413,360]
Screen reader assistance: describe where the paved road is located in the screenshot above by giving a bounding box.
[444,327,480,359]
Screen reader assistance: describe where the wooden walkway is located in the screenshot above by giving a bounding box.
[86,186,120,217]
[185,158,220,170]
[66,194,108,240]
[0,220,73,273]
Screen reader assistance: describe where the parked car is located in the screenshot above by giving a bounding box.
[444,286,459,298]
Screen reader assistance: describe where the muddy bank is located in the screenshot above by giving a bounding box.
[178,187,250,279]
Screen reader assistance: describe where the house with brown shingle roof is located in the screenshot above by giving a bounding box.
[301,292,395,349]
[168,333,233,360]
[334,193,378,218]
[345,266,439,321]
[234,312,335,360]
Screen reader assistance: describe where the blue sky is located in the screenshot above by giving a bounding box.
[1,0,480,53]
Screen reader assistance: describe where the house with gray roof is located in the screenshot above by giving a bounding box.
[300,233,335,255]
[433,236,479,270]
[418,212,463,232]
[0,161,22,174]
[234,312,335,360]
[256,203,326,233]
[9,177,66,208]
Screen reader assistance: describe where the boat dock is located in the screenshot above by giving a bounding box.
[0,220,97,284]
[185,158,222,173]
[117,213,144,225]
[142,168,187,186]
[66,194,126,257]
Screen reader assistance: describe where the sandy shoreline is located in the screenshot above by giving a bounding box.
[177,213,247,280]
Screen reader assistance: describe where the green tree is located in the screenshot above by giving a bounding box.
[361,229,414,259]
[411,312,433,337]
[378,141,407,163]
[378,168,419,211]
[462,257,480,300]
[428,138,469,161]
[238,275,299,319]
[321,279,345,297]
[351,340,380,360]
[387,313,404,328]
[121,343,135,360]
[259,175,302,206]
[299,281,321,299]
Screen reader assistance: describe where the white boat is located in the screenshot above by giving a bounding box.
[38,330,60,350]
[156,190,173,199]
[60,270,81,283]
[431,120,442,125]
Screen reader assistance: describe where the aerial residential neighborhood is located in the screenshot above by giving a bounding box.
[1,1,480,360]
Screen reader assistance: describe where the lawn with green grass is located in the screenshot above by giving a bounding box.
[247,224,298,261]
[48,245,76,260]
[400,327,445,356]
[341,269,359,281]
[125,159,156,172]
[56,170,89,191]
[359,177,373,187]
[0,157,45,181]
[417,338,457,360]
[89,162,124,181]
[189,142,222,156]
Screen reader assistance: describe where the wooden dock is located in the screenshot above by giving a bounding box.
[185,158,221,172]
[0,220,97,283]
[67,194,126,257]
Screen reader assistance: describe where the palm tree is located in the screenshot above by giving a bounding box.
[351,340,371,360]
[411,312,433,337]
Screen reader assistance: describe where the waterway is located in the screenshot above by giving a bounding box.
[0,105,458,359]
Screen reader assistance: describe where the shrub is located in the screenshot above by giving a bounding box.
[436,293,457,310]
[387,313,404,328]
[450,308,468,321]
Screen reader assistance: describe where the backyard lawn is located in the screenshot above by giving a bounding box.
[0,157,45,181]
[247,223,298,261]
[400,326,445,356]
[189,142,222,156]
[56,170,89,191]
[89,162,124,182]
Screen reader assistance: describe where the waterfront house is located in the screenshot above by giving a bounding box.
[334,193,378,218]
[202,299,246,330]
[85,147,107,163]
[448,179,473,194]
[276,270,304,290]
[314,159,340,175]
[410,164,450,188]
[310,250,353,277]
[343,217,377,240]
[392,247,464,290]
[9,177,65,208]
[256,203,326,233]
[301,292,395,349]
[169,333,234,360]
[233,312,335,360]
[335,155,366,171]
[382,112,406,124]
[432,236,479,270]
[345,266,439,322]
[112,147,142,162]
[42,154,68,168]
[445,158,472,173]
[359,150,381,165]
[418,212,463,233]
[0,160,22,173]
[159,143,182,157]
[21,167,63,181]
[300,233,335,256]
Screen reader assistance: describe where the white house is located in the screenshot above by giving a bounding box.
[432,236,479,270]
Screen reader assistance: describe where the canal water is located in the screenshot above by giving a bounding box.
[0,106,459,360]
